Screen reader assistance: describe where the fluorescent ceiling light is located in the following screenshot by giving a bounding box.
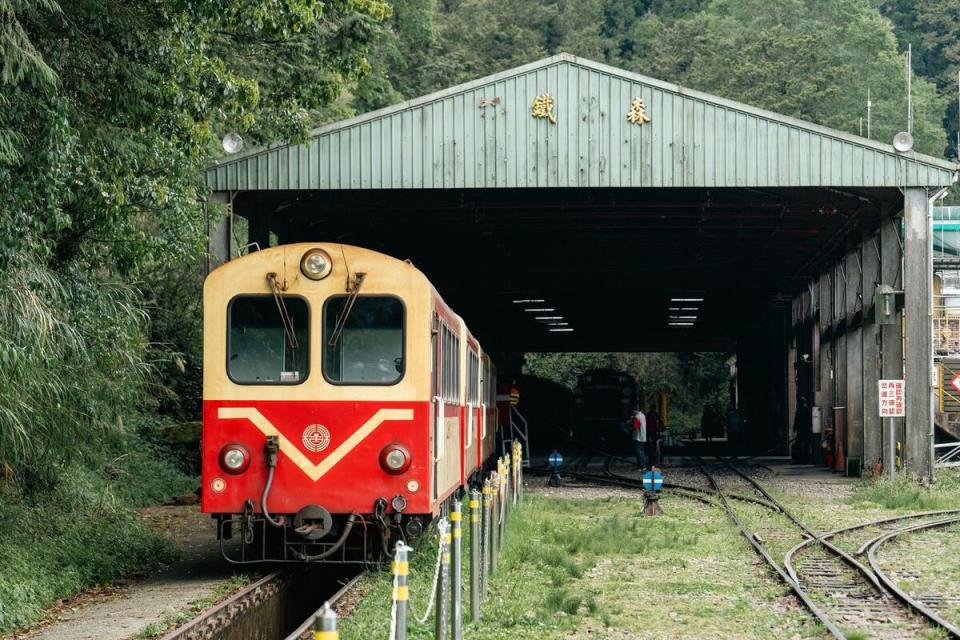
[524,308,555,312]
[549,328,574,332]
[669,315,698,320]
[668,322,694,326]
[668,307,699,311]
[547,322,569,326]
[671,297,704,302]
[512,299,545,304]
[535,316,563,320]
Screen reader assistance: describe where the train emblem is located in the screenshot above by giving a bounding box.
[302,424,331,452]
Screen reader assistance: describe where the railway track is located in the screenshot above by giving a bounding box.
[160,567,362,640]
[699,458,960,640]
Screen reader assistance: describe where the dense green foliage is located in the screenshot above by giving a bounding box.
[366,0,956,159]
[1,0,389,631]
[524,352,730,434]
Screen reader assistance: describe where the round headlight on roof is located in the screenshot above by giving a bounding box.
[300,248,333,280]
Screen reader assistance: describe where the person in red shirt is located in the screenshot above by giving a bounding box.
[631,406,647,469]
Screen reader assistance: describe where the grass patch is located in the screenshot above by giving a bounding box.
[339,491,828,639]
[849,469,960,511]
[0,430,196,634]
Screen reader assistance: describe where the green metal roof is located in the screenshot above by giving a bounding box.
[206,53,958,191]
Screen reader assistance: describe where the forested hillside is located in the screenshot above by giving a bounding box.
[0,0,957,632]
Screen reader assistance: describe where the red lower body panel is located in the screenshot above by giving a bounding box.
[201,400,433,516]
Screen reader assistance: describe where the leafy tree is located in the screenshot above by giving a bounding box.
[0,0,389,471]
[646,0,948,156]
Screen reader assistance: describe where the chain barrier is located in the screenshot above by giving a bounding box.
[409,518,449,625]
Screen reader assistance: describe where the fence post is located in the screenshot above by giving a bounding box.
[497,459,507,550]
[469,489,481,621]
[393,543,409,640]
[481,480,492,597]
[490,472,500,575]
[435,523,451,640]
[451,500,463,640]
[313,601,337,640]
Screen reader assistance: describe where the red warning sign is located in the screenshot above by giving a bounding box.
[878,379,905,418]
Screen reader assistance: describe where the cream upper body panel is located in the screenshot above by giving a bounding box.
[204,243,432,402]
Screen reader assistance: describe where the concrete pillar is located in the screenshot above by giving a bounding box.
[903,188,933,479]
[862,231,882,468]
[879,211,904,474]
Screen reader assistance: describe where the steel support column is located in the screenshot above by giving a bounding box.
[904,188,933,479]
[879,211,904,474]
[845,248,864,469]
[207,191,231,271]
[862,230,882,468]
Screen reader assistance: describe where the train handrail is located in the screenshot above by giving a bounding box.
[433,395,445,460]
[465,402,474,449]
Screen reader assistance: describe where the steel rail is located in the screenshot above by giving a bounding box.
[719,458,881,588]
[784,509,960,590]
[283,571,366,640]
[159,570,284,640]
[864,517,960,638]
[695,459,847,639]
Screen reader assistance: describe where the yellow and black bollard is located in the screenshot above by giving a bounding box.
[490,472,500,575]
[481,480,492,597]
[313,602,338,640]
[435,523,451,640]
[450,500,463,640]
[392,543,409,640]
[469,489,481,620]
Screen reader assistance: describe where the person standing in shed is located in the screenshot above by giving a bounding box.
[631,405,647,469]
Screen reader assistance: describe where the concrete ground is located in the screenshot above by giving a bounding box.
[11,506,244,640]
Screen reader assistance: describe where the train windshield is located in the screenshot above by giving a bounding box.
[228,296,309,384]
[323,296,404,384]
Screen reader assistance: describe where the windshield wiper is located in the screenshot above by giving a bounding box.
[327,272,366,347]
[266,272,299,350]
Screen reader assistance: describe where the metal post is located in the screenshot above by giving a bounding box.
[469,489,481,621]
[393,543,409,640]
[497,461,507,550]
[435,525,451,640]
[887,417,895,481]
[490,474,500,575]
[481,481,491,596]
[451,500,462,640]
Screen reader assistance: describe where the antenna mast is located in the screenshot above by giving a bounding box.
[906,44,913,134]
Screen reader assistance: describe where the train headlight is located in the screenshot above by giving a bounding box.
[218,444,251,474]
[300,248,333,280]
[379,443,412,474]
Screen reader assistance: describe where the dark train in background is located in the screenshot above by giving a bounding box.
[572,369,637,451]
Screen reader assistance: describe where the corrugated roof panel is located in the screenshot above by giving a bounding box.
[206,54,957,191]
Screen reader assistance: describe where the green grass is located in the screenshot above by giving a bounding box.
[848,469,960,511]
[338,492,827,639]
[0,431,196,633]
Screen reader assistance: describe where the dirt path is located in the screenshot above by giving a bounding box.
[12,505,246,640]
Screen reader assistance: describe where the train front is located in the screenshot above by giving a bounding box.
[201,243,431,563]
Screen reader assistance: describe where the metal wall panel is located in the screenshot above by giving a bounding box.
[206,54,957,191]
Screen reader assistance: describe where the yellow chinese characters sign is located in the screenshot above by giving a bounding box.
[627,97,651,125]
[531,94,557,124]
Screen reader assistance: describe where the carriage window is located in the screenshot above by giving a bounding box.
[323,296,404,384]
[228,296,309,384]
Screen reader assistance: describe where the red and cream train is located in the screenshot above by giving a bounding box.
[201,243,500,563]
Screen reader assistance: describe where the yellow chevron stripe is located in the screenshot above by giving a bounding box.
[217,407,414,482]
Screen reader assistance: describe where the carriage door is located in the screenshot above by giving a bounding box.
[432,314,442,501]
